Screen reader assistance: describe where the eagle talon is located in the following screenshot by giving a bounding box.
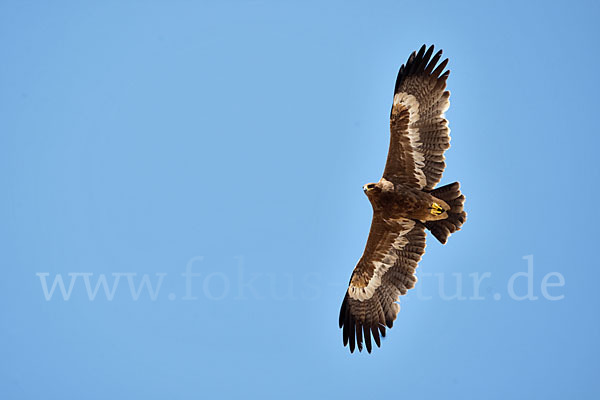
[430,202,444,216]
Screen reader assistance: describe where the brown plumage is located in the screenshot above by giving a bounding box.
[339,45,467,353]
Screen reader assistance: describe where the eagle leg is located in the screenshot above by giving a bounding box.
[430,202,444,216]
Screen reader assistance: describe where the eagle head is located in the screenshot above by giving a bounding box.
[362,183,378,195]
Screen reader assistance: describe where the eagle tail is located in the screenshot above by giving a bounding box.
[425,182,466,244]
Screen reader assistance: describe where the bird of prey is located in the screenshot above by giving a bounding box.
[339,45,467,353]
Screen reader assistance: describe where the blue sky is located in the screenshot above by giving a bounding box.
[1,1,599,399]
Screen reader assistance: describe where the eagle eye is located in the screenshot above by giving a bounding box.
[366,184,375,190]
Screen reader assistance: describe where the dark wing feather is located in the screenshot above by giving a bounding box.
[383,44,452,190]
[339,214,426,353]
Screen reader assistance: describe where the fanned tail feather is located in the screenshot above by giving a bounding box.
[425,182,466,244]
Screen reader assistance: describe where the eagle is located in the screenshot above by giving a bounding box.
[339,45,467,353]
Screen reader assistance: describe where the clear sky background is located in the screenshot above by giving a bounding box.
[1,1,599,399]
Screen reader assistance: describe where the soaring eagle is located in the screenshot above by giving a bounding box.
[339,45,467,353]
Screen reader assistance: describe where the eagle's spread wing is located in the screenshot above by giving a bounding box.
[383,44,451,190]
[339,214,426,353]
